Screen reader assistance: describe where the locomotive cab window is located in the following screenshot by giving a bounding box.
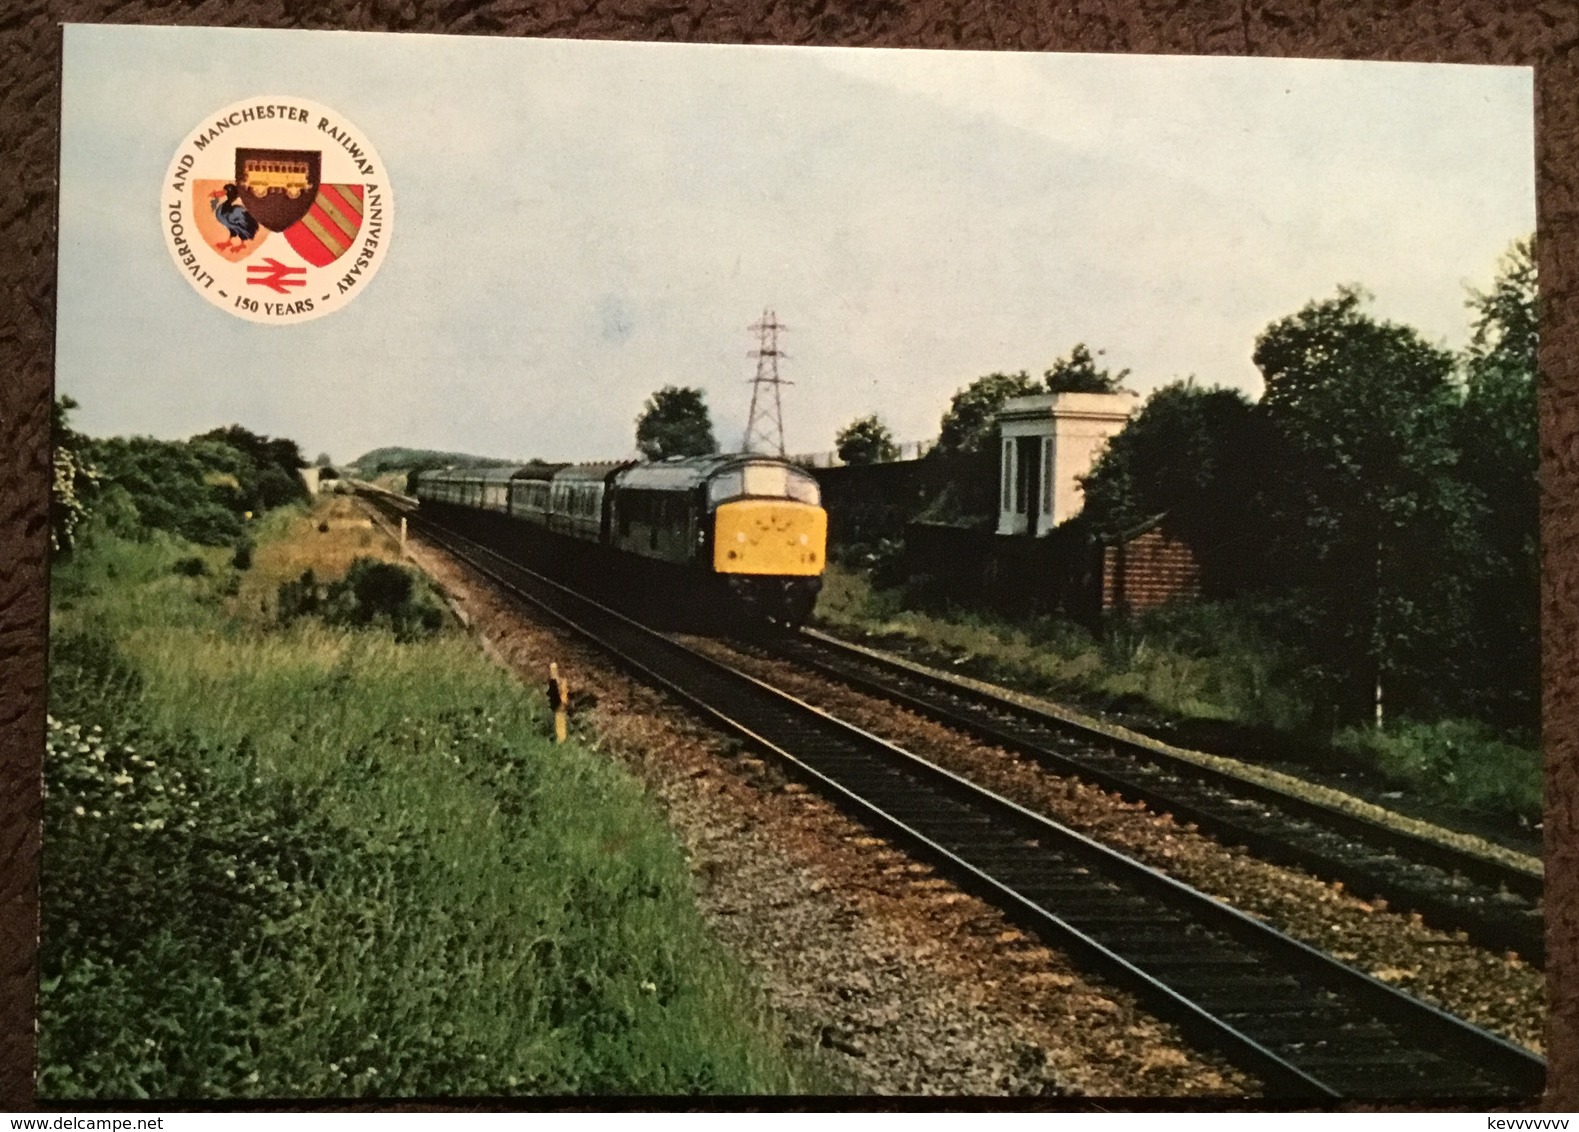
[707,463,820,507]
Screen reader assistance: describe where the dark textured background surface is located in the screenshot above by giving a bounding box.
[2,0,1574,1110]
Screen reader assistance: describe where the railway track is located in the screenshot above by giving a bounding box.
[367,494,1544,1100]
[741,630,1545,968]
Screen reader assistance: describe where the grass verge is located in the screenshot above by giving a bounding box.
[43,505,808,1098]
[815,564,1541,828]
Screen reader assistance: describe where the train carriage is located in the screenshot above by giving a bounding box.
[507,463,565,525]
[548,462,630,543]
[476,466,518,513]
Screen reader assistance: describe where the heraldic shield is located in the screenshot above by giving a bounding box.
[235,148,322,231]
[282,184,365,266]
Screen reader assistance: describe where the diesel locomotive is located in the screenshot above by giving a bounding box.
[414,454,827,625]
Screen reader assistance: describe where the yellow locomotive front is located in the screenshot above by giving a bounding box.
[706,460,827,623]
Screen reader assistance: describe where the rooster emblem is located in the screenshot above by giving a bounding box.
[207,183,260,254]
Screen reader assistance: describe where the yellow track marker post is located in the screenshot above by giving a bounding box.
[547,662,569,743]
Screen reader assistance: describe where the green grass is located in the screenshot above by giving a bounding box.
[817,565,1308,729]
[1333,720,1542,824]
[44,524,811,1098]
[816,563,1541,826]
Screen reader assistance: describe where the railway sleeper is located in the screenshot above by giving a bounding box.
[1233,1018,1409,1046]
[1070,929,1222,953]
[1058,916,1204,939]
[1008,888,1140,916]
[909,817,1007,841]
[1161,972,1308,1000]
[1285,1052,1473,1093]
[1121,951,1267,970]
[961,855,1096,882]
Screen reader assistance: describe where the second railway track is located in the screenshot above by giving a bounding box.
[742,630,1545,968]
[365,492,1544,1101]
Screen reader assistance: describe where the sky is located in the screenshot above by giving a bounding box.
[56,26,1535,465]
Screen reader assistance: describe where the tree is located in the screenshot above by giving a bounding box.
[82,425,316,546]
[934,371,1040,458]
[835,414,900,465]
[635,386,718,461]
[195,424,309,512]
[87,435,245,545]
[1455,236,1538,732]
[1253,286,1481,727]
[314,452,334,467]
[1079,381,1273,594]
[50,396,97,554]
[1044,343,1130,394]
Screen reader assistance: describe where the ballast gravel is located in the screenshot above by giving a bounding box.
[676,635,1546,1056]
[395,527,1253,1097]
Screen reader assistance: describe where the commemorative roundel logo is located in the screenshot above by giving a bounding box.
[162,96,393,324]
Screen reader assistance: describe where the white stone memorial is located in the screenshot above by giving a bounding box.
[995,392,1136,537]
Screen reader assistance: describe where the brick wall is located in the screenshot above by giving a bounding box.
[1102,527,1201,614]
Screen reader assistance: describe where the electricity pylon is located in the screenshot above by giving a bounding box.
[742,309,791,456]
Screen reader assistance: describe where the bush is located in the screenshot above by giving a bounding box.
[1334,719,1541,825]
[172,556,208,578]
[278,558,446,642]
[175,502,244,547]
[83,430,306,548]
[232,538,254,571]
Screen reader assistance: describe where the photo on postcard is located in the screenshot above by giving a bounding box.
[47,24,1541,1099]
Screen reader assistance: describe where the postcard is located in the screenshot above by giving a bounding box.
[47,24,1540,1101]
